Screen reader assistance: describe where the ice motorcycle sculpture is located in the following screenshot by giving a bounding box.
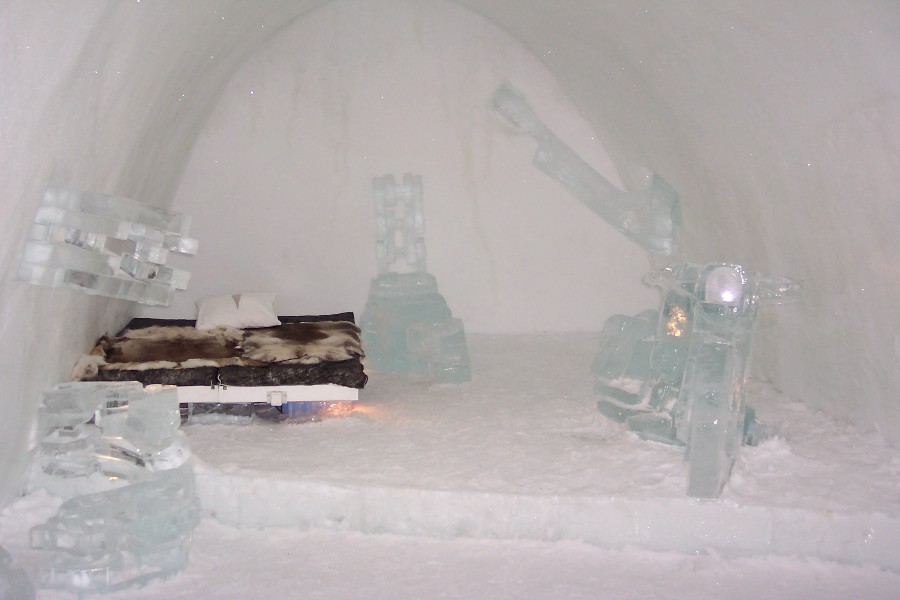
[361,174,470,384]
[594,262,799,498]
[16,186,198,306]
[28,381,200,594]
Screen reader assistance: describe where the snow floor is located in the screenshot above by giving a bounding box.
[2,333,900,598]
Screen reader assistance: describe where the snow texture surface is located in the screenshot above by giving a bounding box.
[2,333,899,599]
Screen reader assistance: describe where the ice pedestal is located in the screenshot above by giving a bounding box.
[491,83,680,255]
[361,175,470,384]
[28,382,200,595]
[16,186,198,306]
[361,273,471,384]
[594,262,799,498]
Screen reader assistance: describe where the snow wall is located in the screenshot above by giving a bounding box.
[1,0,898,508]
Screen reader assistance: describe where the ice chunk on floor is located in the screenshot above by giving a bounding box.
[31,470,199,595]
[27,382,200,595]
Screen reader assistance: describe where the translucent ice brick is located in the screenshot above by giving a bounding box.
[21,240,119,276]
[407,318,471,384]
[123,385,181,454]
[162,232,199,255]
[491,83,680,255]
[19,266,176,306]
[40,382,144,430]
[17,186,198,305]
[34,382,139,482]
[119,254,191,289]
[373,174,426,274]
[42,186,192,236]
[361,272,452,374]
[104,237,170,265]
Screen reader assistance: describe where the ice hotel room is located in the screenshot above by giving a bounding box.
[1,1,899,598]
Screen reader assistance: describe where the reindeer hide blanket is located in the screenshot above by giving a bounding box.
[75,317,367,389]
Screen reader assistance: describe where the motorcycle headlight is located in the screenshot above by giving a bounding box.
[704,266,744,306]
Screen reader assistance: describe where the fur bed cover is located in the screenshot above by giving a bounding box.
[76,314,367,389]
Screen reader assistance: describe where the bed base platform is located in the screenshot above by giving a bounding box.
[178,383,358,423]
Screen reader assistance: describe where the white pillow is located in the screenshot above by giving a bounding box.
[195,293,281,330]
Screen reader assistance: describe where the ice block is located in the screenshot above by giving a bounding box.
[361,174,471,383]
[373,174,426,274]
[0,546,35,600]
[17,186,198,306]
[29,382,200,594]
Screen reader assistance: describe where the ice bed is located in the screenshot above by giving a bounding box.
[74,311,367,421]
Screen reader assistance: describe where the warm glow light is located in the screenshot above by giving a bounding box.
[283,399,354,422]
[324,400,354,418]
[350,402,381,418]
[666,305,687,337]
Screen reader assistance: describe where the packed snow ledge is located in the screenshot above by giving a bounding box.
[186,333,900,570]
[2,333,899,600]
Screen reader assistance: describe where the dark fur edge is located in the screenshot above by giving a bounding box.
[120,312,356,334]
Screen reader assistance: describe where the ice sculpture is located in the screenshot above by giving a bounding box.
[28,382,200,594]
[361,174,470,383]
[594,262,799,498]
[491,83,680,255]
[16,186,198,306]
[0,545,35,600]
[373,173,426,275]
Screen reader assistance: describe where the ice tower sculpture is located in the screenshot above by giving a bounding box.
[16,186,199,306]
[491,83,680,255]
[28,382,200,594]
[594,262,799,498]
[360,174,471,383]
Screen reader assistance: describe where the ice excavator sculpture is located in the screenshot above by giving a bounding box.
[27,381,200,595]
[491,83,680,255]
[593,262,799,498]
[17,186,198,306]
[361,174,471,383]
